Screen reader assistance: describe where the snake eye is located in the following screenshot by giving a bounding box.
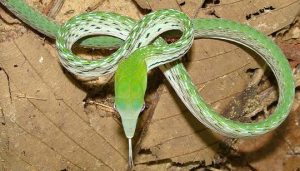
[141,103,146,112]
[113,103,117,111]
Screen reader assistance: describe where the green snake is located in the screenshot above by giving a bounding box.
[1,0,295,167]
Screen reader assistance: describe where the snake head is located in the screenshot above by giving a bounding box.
[115,97,145,138]
[114,55,147,138]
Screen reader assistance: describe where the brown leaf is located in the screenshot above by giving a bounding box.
[0,33,127,170]
[1,0,300,170]
[279,43,300,67]
[232,105,300,171]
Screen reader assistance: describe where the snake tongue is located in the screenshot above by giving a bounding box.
[121,116,138,139]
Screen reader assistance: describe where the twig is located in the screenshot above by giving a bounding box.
[248,68,265,87]
[198,84,206,92]
[192,0,206,18]
[43,0,65,18]
[85,100,116,113]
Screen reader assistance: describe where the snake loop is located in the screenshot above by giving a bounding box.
[56,10,194,78]
[1,0,295,138]
[1,1,296,166]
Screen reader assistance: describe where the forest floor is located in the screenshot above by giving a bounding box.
[0,0,300,170]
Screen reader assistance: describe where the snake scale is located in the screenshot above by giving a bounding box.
[0,0,295,168]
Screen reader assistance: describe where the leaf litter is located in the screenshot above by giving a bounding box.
[0,0,300,170]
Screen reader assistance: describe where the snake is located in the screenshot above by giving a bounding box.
[1,0,295,168]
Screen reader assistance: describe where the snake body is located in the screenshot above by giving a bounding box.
[1,0,295,166]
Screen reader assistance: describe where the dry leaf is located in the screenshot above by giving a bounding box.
[1,0,300,170]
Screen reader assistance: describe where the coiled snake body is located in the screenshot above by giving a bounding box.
[1,0,295,167]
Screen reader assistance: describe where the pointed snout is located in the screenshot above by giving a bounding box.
[121,117,139,139]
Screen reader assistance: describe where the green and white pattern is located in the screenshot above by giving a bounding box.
[1,0,295,167]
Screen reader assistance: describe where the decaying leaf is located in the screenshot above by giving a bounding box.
[1,0,300,170]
